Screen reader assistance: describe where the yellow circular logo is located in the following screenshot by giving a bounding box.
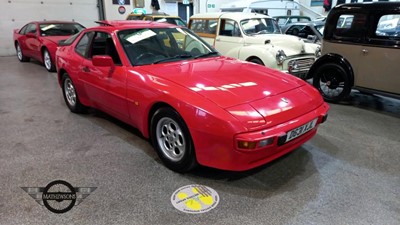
[171,184,219,214]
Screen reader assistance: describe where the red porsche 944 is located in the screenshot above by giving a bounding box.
[13,21,85,72]
[55,20,329,172]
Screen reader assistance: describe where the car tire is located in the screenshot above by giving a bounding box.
[43,48,56,72]
[249,58,264,66]
[15,43,30,62]
[150,107,197,173]
[313,63,352,103]
[62,73,87,113]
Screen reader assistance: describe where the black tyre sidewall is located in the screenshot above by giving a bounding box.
[313,63,351,103]
[61,74,86,113]
[249,58,264,66]
[150,108,197,173]
[16,43,29,62]
[43,49,55,72]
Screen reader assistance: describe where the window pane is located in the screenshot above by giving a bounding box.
[376,14,400,38]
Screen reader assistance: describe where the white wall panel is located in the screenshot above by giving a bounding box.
[0,0,98,56]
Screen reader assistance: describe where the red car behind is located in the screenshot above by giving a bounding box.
[56,20,329,172]
[13,21,85,72]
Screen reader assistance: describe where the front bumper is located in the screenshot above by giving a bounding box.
[193,102,329,171]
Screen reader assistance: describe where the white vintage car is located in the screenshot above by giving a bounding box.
[189,12,320,79]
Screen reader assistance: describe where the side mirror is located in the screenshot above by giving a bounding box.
[26,32,36,38]
[92,55,114,67]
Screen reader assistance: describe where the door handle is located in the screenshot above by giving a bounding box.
[362,49,368,54]
[82,66,90,72]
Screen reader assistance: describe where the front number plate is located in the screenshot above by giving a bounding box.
[285,118,318,143]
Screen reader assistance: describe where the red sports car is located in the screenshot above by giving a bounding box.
[56,20,329,172]
[13,21,85,72]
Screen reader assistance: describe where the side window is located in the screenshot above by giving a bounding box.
[336,15,354,28]
[299,26,313,37]
[19,24,30,35]
[276,18,287,27]
[333,13,366,41]
[25,24,37,34]
[189,19,218,36]
[299,17,310,22]
[287,25,303,36]
[158,31,173,47]
[288,18,297,24]
[90,32,122,65]
[219,19,240,37]
[253,9,268,16]
[375,14,400,38]
[75,32,94,57]
[126,14,141,20]
[190,19,204,33]
[174,19,187,27]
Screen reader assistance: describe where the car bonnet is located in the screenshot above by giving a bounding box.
[136,57,305,108]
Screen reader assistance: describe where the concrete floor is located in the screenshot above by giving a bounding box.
[0,56,399,225]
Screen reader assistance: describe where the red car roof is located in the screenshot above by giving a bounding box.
[32,20,81,24]
[90,20,180,31]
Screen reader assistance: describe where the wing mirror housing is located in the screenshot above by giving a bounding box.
[92,55,114,67]
[26,32,37,38]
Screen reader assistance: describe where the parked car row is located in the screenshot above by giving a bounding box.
[126,12,187,27]
[188,12,320,79]
[53,20,329,172]
[11,1,400,172]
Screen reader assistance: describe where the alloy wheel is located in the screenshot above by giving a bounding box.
[64,78,76,107]
[156,117,186,162]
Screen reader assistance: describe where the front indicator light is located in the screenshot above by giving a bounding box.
[238,141,257,149]
[238,137,274,150]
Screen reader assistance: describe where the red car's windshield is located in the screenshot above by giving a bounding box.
[39,23,85,36]
[118,27,218,66]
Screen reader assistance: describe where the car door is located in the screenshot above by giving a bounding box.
[355,13,400,94]
[324,13,367,83]
[23,23,41,59]
[79,31,129,120]
[214,19,243,58]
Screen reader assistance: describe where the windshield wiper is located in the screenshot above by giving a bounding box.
[153,54,192,64]
[193,51,219,59]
